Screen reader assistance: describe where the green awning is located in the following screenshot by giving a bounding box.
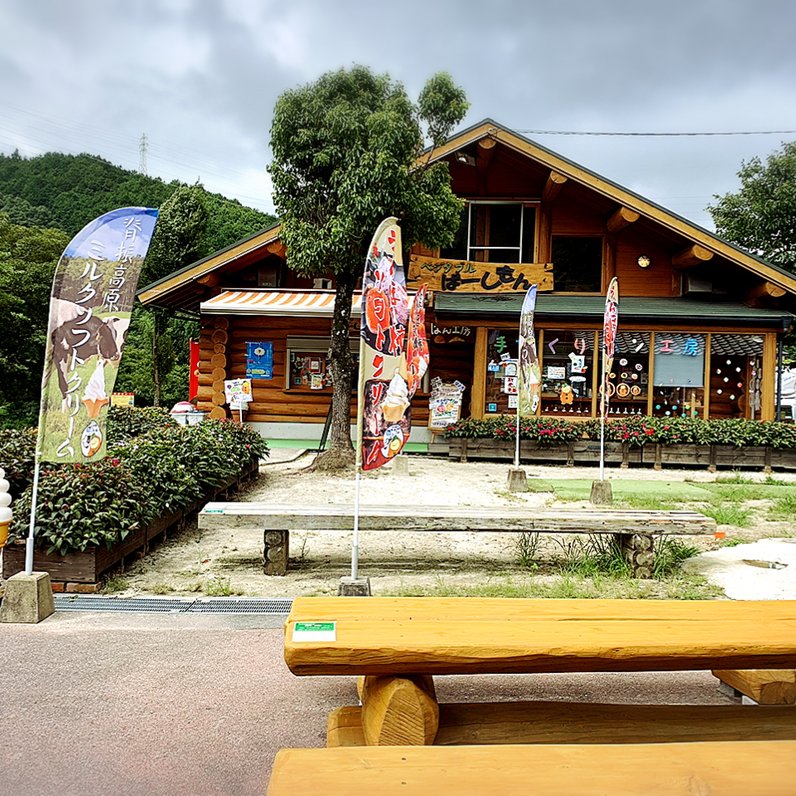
[433,293,794,329]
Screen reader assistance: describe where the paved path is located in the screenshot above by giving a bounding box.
[3,609,735,796]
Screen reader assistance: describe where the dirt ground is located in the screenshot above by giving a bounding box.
[110,452,796,599]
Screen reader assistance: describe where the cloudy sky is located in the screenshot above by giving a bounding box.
[2,0,795,230]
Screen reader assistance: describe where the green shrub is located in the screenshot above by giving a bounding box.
[7,416,268,555]
[0,427,37,496]
[107,405,175,441]
[11,459,149,555]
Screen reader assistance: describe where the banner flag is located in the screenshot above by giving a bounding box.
[517,285,541,416]
[38,207,158,463]
[405,283,429,399]
[601,276,620,420]
[359,217,411,471]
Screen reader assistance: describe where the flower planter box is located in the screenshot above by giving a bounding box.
[712,445,769,469]
[642,444,713,468]
[1,458,260,584]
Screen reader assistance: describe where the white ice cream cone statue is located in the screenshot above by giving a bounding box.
[0,468,12,548]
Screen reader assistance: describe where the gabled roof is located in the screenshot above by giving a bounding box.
[433,119,796,293]
[138,221,282,308]
[138,119,796,310]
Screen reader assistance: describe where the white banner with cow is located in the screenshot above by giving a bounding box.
[38,207,158,463]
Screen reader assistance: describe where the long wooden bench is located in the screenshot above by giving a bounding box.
[285,597,796,748]
[267,740,796,795]
[198,502,716,576]
[713,669,796,704]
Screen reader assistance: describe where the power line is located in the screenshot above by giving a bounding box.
[517,128,796,137]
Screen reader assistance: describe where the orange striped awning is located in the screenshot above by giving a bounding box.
[200,289,364,317]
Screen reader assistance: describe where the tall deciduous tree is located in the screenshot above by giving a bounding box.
[117,186,209,406]
[269,66,468,468]
[709,141,796,273]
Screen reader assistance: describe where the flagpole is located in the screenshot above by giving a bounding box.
[514,391,521,469]
[352,335,367,580]
[599,379,606,481]
[24,455,41,575]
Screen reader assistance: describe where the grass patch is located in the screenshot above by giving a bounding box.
[700,482,796,501]
[767,493,796,519]
[653,537,700,577]
[148,581,175,595]
[202,577,243,597]
[385,572,721,600]
[525,479,555,493]
[714,472,754,484]
[700,504,752,527]
[101,575,129,594]
[546,479,712,503]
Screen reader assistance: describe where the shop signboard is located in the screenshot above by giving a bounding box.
[408,255,554,293]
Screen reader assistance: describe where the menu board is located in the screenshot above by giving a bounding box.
[428,378,465,431]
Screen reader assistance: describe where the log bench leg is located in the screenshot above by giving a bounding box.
[263,530,289,576]
[617,533,655,579]
[356,675,439,746]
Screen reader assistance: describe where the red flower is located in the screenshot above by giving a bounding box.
[111,458,120,467]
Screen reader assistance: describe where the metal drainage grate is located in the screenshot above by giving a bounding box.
[54,595,293,614]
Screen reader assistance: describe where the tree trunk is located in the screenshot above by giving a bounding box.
[315,271,356,470]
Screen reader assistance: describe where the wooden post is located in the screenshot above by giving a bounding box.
[761,332,777,421]
[263,530,289,576]
[471,328,488,420]
[360,675,439,746]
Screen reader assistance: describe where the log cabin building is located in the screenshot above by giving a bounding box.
[138,119,796,443]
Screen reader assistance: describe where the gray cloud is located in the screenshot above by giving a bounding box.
[2,0,795,228]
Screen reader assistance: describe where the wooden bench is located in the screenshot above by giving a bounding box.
[198,502,716,576]
[713,669,796,705]
[267,740,796,795]
[285,597,796,748]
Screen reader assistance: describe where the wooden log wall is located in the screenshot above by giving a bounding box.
[196,314,450,426]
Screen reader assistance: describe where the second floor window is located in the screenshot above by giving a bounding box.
[441,202,536,264]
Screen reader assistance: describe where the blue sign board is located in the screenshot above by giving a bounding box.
[246,341,273,379]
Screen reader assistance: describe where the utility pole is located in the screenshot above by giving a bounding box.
[139,133,149,175]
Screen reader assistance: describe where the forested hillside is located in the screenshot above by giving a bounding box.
[0,151,276,427]
[0,151,275,254]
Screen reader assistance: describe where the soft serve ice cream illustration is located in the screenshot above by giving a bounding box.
[380,370,410,424]
[82,359,110,419]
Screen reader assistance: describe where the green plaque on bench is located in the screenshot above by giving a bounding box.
[293,621,336,642]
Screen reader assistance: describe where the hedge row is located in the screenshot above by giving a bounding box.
[443,415,796,449]
[1,407,268,556]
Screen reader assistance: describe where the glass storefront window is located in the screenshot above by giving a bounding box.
[605,332,650,417]
[709,334,763,419]
[484,329,521,415]
[651,333,705,418]
[540,330,595,416]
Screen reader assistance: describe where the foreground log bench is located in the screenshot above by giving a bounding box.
[713,669,796,705]
[198,503,716,576]
[285,597,796,748]
[267,740,796,795]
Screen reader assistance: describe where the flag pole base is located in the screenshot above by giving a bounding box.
[0,572,55,624]
[506,466,529,493]
[590,479,614,505]
[390,454,409,476]
[338,576,371,597]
